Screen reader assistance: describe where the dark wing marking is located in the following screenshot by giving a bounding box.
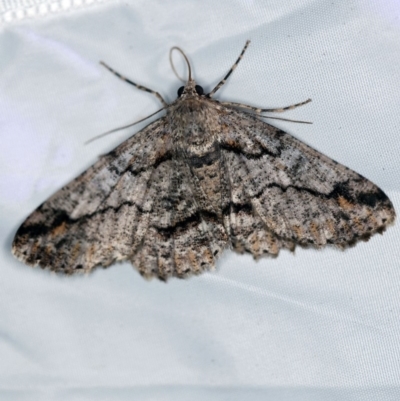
[217,107,395,251]
[131,156,228,279]
[12,118,172,273]
[12,118,229,279]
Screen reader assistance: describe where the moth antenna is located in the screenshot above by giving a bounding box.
[100,61,168,107]
[208,40,250,97]
[261,116,312,124]
[85,106,168,144]
[169,46,192,82]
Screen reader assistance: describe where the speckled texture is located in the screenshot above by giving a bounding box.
[12,48,396,280]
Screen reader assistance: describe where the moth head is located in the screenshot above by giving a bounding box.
[170,46,205,99]
[177,81,204,98]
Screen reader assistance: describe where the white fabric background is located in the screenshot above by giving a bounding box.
[1,1,400,400]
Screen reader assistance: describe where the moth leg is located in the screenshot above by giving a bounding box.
[208,40,251,97]
[99,61,168,107]
[218,98,312,113]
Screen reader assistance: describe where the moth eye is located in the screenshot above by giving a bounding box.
[195,85,204,95]
[177,86,184,97]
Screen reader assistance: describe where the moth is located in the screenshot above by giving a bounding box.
[12,41,396,280]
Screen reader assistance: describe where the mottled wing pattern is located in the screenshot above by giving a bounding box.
[12,102,395,280]
[131,155,228,279]
[12,37,396,280]
[12,118,228,279]
[217,106,395,254]
[12,119,171,274]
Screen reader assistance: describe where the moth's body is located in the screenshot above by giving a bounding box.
[170,83,220,154]
[12,42,395,280]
